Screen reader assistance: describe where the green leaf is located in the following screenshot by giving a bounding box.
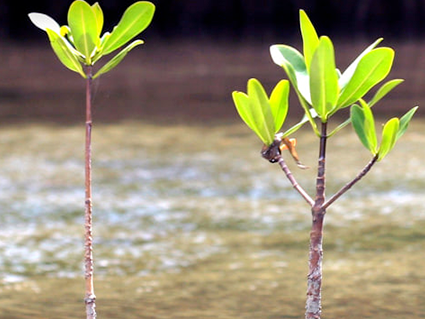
[339,38,383,90]
[232,79,280,145]
[378,118,399,161]
[309,36,339,121]
[269,80,290,133]
[282,109,318,138]
[68,0,98,64]
[337,47,394,108]
[102,1,155,55]
[93,40,143,78]
[270,45,310,103]
[369,79,404,107]
[28,13,61,34]
[396,106,418,140]
[351,103,377,154]
[91,2,104,40]
[299,10,319,72]
[45,28,86,78]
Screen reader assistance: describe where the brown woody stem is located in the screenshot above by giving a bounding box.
[305,122,327,319]
[84,66,96,319]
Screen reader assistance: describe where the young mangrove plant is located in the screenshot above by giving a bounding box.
[232,10,417,319]
[28,1,155,318]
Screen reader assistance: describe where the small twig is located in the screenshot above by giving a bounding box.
[276,156,314,206]
[321,154,378,210]
[261,137,314,206]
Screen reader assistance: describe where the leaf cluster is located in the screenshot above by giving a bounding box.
[233,10,417,161]
[29,1,155,78]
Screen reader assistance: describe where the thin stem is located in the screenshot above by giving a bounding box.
[305,122,327,319]
[322,154,378,210]
[84,66,96,319]
[276,156,314,206]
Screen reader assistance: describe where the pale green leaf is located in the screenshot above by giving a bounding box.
[247,79,275,144]
[93,40,143,78]
[339,38,383,89]
[299,10,319,72]
[45,28,86,78]
[28,13,61,34]
[337,47,394,108]
[396,106,418,140]
[102,1,155,55]
[309,36,339,121]
[269,80,290,132]
[68,0,98,63]
[378,118,399,161]
[361,100,378,153]
[369,79,404,107]
[91,2,104,40]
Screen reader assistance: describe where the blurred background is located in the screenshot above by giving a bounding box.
[0,1,424,319]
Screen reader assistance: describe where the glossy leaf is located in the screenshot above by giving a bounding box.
[269,80,290,132]
[45,28,86,78]
[91,2,104,41]
[102,1,155,55]
[309,36,339,121]
[338,38,383,90]
[378,118,399,161]
[68,0,98,63]
[396,106,418,140]
[351,103,377,154]
[270,45,310,103]
[337,48,394,108]
[28,13,61,34]
[299,9,319,72]
[368,79,404,107]
[93,40,143,78]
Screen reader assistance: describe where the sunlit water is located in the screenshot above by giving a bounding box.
[0,120,424,318]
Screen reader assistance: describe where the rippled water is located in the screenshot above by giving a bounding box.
[0,120,424,318]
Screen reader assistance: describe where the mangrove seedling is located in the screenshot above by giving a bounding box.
[232,10,417,319]
[28,1,155,318]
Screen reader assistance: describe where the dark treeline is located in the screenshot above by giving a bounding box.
[2,0,425,41]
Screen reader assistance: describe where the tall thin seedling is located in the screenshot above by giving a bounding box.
[29,1,155,318]
[232,10,417,319]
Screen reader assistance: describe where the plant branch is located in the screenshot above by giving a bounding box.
[84,66,96,319]
[276,156,314,206]
[261,138,314,206]
[321,154,378,210]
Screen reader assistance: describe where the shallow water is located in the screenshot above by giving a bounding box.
[0,120,424,318]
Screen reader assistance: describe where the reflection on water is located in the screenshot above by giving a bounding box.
[0,120,424,318]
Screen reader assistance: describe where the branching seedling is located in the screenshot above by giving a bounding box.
[29,1,155,318]
[232,10,417,319]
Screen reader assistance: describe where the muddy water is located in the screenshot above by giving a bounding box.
[0,119,424,318]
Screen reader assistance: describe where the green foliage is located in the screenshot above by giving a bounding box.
[351,104,418,161]
[232,79,289,145]
[29,0,155,78]
[270,10,396,124]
